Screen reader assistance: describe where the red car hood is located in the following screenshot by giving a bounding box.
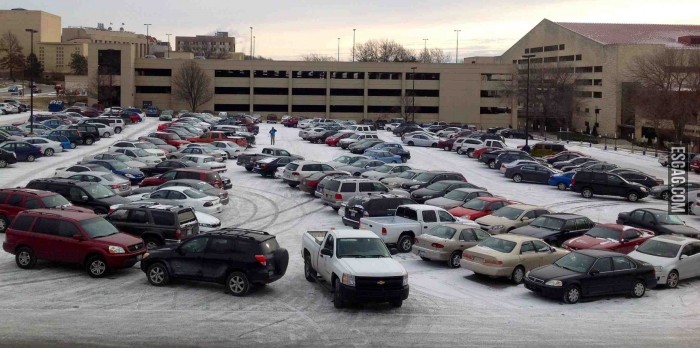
[448,207,484,219]
[564,235,619,250]
[91,232,144,250]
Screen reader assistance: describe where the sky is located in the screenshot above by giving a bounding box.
[9,0,700,61]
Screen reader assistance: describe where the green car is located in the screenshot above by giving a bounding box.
[159,110,174,121]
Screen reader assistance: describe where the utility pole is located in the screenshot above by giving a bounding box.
[25,29,37,134]
[423,38,429,51]
[249,27,253,59]
[522,54,536,147]
[454,29,461,63]
[352,29,356,62]
[411,66,417,123]
[253,36,256,58]
[337,37,340,62]
[144,24,151,55]
[166,33,172,58]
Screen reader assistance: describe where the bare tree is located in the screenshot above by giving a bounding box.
[179,42,230,59]
[173,60,214,112]
[418,48,452,63]
[628,49,700,142]
[389,95,417,122]
[88,66,118,108]
[355,39,417,62]
[0,31,25,81]
[301,53,336,62]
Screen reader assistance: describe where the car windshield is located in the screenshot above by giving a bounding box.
[41,194,71,208]
[426,182,451,192]
[184,189,207,199]
[131,149,151,157]
[444,190,470,201]
[332,156,352,164]
[585,226,620,240]
[113,154,132,162]
[554,252,595,273]
[195,182,215,191]
[491,207,523,220]
[353,159,371,167]
[148,138,166,145]
[307,172,326,180]
[529,217,565,230]
[374,165,393,173]
[336,238,391,258]
[135,142,157,150]
[426,225,457,239]
[461,198,489,210]
[85,183,115,199]
[397,171,418,179]
[652,212,685,225]
[81,217,120,238]
[636,239,682,258]
[413,173,438,183]
[478,237,516,253]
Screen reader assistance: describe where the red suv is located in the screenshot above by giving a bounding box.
[3,209,146,277]
[150,132,190,149]
[0,188,91,233]
[139,168,225,189]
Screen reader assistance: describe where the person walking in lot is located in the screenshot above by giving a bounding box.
[270,127,277,145]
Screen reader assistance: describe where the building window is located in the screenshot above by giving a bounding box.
[480,90,501,98]
[529,58,543,64]
[559,44,565,50]
[544,45,559,52]
[480,107,511,114]
[330,105,363,113]
[406,89,439,97]
[98,49,121,75]
[293,71,326,79]
[135,86,171,93]
[330,71,365,79]
[593,91,603,98]
[368,72,401,80]
[415,106,439,114]
[330,88,363,96]
[405,73,440,80]
[292,104,325,112]
[253,87,288,95]
[524,48,530,54]
[559,55,575,62]
[594,66,603,73]
[575,66,593,73]
[292,88,326,96]
[575,54,582,61]
[253,104,287,112]
[575,79,593,86]
[215,104,249,112]
[215,70,250,77]
[136,69,172,76]
[593,79,602,86]
[215,87,250,94]
[481,74,512,81]
[529,47,543,53]
[543,57,558,63]
[576,91,593,98]
[368,89,402,96]
[368,105,399,113]
[512,60,517,64]
[254,70,288,78]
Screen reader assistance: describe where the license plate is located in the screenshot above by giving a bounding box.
[350,211,356,217]
[418,250,425,257]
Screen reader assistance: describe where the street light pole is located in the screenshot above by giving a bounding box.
[249,27,253,59]
[144,24,151,55]
[352,29,356,62]
[25,29,37,134]
[454,30,461,63]
[411,66,417,123]
[253,36,256,58]
[522,54,536,147]
[423,38,429,51]
[166,33,172,58]
[337,37,340,62]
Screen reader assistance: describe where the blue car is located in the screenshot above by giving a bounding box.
[0,141,42,162]
[43,135,72,150]
[364,149,402,163]
[42,119,66,129]
[145,106,160,117]
[548,171,575,190]
[83,159,145,184]
[0,125,24,136]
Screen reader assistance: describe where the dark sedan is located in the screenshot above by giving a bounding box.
[616,208,700,238]
[649,182,700,201]
[140,159,199,177]
[349,139,385,154]
[615,171,663,188]
[523,250,657,304]
[307,129,337,144]
[253,156,294,177]
[545,152,584,165]
[83,159,145,184]
[504,163,559,184]
[410,180,483,204]
[479,149,523,166]
[510,213,594,247]
[553,157,596,170]
[493,152,539,170]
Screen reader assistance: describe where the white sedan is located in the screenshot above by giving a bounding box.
[113,148,162,165]
[83,152,147,168]
[211,141,243,159]
[18,124,52,136]
[24,137,64,157]
[129,186,223,215]
[181,154,226,172]
[629,235,700,288]
[66,171,132,196]
[195,211,222,232]
[385,123,401,132]
[402,133,439,147]
[86,122,115,137]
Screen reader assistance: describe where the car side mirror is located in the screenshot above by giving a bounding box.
[72,234,84,241]
[390,248,399,255]
[680,254,689,260]
[320,248,333,257]
[634,245,639,250]
[550,247,556,253]
[80,195,89,201]
[142,193,150,199]
[521,217,530,221]
[589,269,600,276]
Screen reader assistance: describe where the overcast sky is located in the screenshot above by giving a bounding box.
[10,0,700,61]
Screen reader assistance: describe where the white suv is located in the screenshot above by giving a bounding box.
[338,133,379,149]
[320,177,389,210]
[281,161,336,187]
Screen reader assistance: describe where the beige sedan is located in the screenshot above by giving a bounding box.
[413,223,491,268]
[461,234,568,284]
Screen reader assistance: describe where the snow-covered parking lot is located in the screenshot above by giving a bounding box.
[1,117,699,347]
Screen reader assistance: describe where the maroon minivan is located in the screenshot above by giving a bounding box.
[2,209,146,277]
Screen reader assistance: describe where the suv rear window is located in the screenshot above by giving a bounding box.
[206,172,221,181]
[152,211,176,226]
[286,163,299,171]
[261,238,280,254]
[178,209,197,225]
[325,179,341,192]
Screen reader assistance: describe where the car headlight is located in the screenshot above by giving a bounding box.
[200,223,215,228]
[654,266,663,273]
[124,173,135,178]
[341,273,355,287]
[545,280,563,287]
[409,185,420,190]
[640,187,648,192]
[142,252,149,259]
[108,245,125,254]
[489,225,504,232]
[402,274,409,286]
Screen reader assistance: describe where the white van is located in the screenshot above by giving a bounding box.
[349,125,377,133]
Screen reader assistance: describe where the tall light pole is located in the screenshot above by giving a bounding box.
[423,38,429,51]
[411,66,417,123]
[249,27,253,59]
[25,29,37,134]
[253,36,256,58]
[144,24,151,55]
[337,37,340,62]
[166,33,172,58]
[352,29,356,62]
[522,54,536,147]
[454,29,461,63]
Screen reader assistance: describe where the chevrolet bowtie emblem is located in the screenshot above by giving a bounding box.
[377,280,385,285]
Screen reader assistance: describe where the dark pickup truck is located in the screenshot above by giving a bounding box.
[237,147,304,171]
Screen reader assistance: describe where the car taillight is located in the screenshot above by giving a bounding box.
[335,193,342,200]
[381,227,387,235]
[484,259,503,265]
[292,172,299,176]
[109,184,121,189]
[175,229,182,240]
[570,179,576,186]
[463,253,473,259]
[255,254,267,266]
[203,201,214,207]
[363,211,369,216]
[431,243,444,249]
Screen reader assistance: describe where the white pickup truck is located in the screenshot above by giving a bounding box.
[359,204,461,253]
[458,139,508,157]
[301,229,409,308]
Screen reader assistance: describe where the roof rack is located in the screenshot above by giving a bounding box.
[205,228,271,240]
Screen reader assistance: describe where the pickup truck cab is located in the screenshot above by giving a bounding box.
[359,204,460,252]
[301,229,408,308]
[236,147,304,171]
[459,139,507,158]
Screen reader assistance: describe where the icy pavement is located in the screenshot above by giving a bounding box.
[0,123,699,347]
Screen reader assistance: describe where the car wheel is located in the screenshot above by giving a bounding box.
[85,138,94,145]
[288,183,298,188]
[557,182,567,191]
[666,270,679,288]
[44,148,54,157]
[115,127,122,134]
[26,155,35,162]
[397,234,413,253]
[147,262,170,286]
[103,132,111,138]
[245,166,253,172]
[226,271,250,297]
[661,191,671,201]
[420,256,431,261]
[93,208,107,215]
[511,266,525,284]
[401,157,408,163]
[407,141,414,146]
[333,279,346,308]
[488,160,496,169]
[86,255,108,278]
[70,142,77,149]
[563,285,581,304]
[448,251,462,269]
[444,146,449,151]
[390,299,403,308]
[631,279,646,298]
[0,159,7,168]
[15,247,36,269]
[431,143,437,148]
[627,191,640,202]
[467,149,474,158]
[304,256,316,282]
[0,215,9,233]
[513,174,523,183]
[144,238,161,250]
[581,188,593,198]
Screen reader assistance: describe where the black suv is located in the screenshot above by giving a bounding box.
[140,228,289,296]
[0,148,17,168]
[25,178,130,214]
[68,124,101,143]
[105,203,200,250]
[570,170,649,202]
[49,128,96,146]
[510,213,595,247]
[399,171,466,192]
[342,194,416,228]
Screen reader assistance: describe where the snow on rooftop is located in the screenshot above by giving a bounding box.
[556,22,700,47]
